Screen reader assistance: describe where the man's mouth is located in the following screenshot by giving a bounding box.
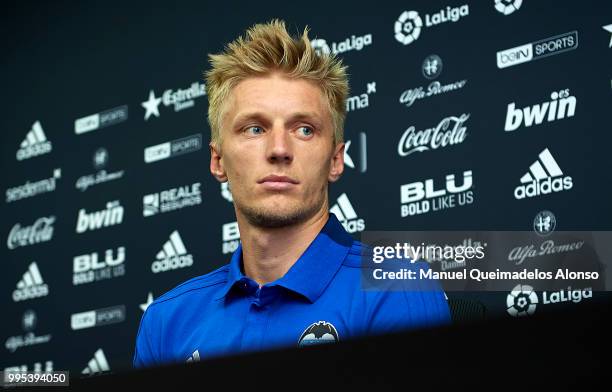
[257,175,299,191]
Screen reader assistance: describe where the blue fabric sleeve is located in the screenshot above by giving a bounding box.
[133,308,158,368]
[365,260,451,336]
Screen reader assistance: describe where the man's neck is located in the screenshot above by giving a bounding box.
[237,208,329,286]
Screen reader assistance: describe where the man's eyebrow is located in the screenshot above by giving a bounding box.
[232,111,323,127]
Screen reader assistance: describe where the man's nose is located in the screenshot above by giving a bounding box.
[266,126,293,163]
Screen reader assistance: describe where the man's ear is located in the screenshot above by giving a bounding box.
[328,141,345,183]
[210,142,228,182]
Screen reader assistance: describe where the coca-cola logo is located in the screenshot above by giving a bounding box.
[398,113,469,156]
[7,216,56,250]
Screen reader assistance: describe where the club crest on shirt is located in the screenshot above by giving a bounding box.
[297,321,339,347]
[186,349,200,363]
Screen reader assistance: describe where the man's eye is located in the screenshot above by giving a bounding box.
[298,126,314,137]
[246,126,264,135]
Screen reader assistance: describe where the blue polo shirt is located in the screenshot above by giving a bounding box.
[133,213,450,368]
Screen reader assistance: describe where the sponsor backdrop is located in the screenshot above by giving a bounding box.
[1,0,611,376]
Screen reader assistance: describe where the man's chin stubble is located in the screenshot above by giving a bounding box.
[237,201,323,229]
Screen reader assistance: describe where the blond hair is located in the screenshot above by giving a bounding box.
[204,19,349,147]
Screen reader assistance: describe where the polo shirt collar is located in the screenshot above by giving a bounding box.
[215,213,353,303]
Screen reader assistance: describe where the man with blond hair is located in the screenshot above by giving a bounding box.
[134,19,450,368]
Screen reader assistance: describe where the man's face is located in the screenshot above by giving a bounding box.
[210,72,344,228]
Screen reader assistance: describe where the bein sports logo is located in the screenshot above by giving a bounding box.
[497,31,578,69]
[504,89,576,132]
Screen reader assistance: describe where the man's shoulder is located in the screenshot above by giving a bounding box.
[147,264,230,311]
[340,240,430,270]
[341,240,372,268]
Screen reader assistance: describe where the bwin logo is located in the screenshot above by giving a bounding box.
[76,201,124,233]
[151,231,193,273]
[330,193,365,233]
[506,284,538,317]
[514,148,572,200]
[504,89,576,131]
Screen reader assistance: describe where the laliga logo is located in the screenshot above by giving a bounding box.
[507,284,593,317]
[394,11,422,45]
[311,34,372,56]
[506,284,538,317]
[395,5,469,46]
[495,0,522,15]
[311,38,331,56]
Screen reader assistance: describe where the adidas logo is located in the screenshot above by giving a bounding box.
[151,230,193,273]
[330,193,365,233]
[82,348,110,375]
[76,200,124,234]
[12,262,49,302]
[186,350,200,363]
[514,148,573,200]
[16,121,52,161]
[504,89,576,132]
